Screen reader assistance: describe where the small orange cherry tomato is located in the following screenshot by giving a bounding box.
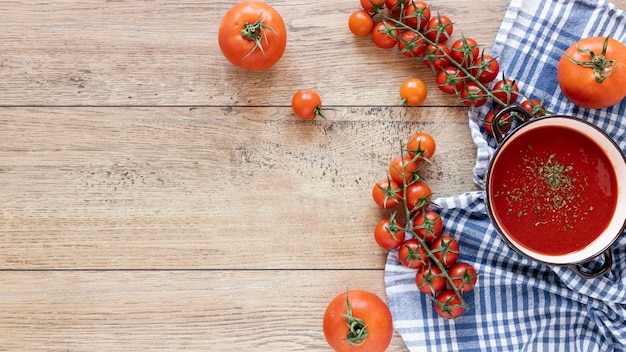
[400,78,428,107]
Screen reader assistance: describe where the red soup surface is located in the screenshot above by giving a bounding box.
[489,124,618,255]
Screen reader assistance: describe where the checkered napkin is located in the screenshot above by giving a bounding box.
[384,0,626,351]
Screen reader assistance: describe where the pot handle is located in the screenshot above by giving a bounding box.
[568,249,613,279]
[492,105,534,143]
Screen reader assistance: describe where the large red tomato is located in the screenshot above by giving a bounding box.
[323,290,393,352]
[218,2,287,70]
[557,36,626,109]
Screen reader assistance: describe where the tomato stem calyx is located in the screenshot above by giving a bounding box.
[342,292,369,346]
[565,36,616,83]
[240,14,278,60]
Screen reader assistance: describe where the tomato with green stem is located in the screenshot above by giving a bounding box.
[461,82,488,108]
[374,214,405,250]
[520,98,548,117]
[424,43,451,71]
[492,78,519,106]
[372,21,399,49]
[292,90,325,120]
[402,0,431,30]
[448,262,478,293]
[360,0,386,12]
[470,54,500,83]
[434,290,465,319]
[416,263,445,295]
[323,290,393,352]
[372,178,402,209]
[405,181,432,212]
[389,155,420,185]
[406,132,436,161]
[430,235,460,267]
[400,78,428,107]
[483,110,511,136]
[398,239,428,269]
[412,209,442,242]
[451,36,480,67]
[557,36,626,109]
[436,66,465,95]
[348,10,374,37]
[398,30,425,57]
[218,1,287,70]
[425,14,453,43]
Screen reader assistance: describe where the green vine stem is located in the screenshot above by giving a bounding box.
[564,36,616,83]
[240,14,278,60]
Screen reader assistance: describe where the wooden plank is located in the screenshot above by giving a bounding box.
[0,269,409,351]
[0,0,510,106]
[0,106,477,269]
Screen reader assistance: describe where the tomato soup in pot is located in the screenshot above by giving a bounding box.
[484,106,626,278]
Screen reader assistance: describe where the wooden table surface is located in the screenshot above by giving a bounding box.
[2,1,624,351]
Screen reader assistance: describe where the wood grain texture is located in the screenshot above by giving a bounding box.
[3,0,624,350]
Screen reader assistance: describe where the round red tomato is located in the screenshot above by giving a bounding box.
[450,36,479,67]
[491,78,519,106]
[400,78,428,107]
[470,54,500,83]
[416,264,445,295]
[389,155,420,185]
[483,110,512,136]
[402,1,431,30]
[372,178,402,209]
[424,43,451,71]
[434,290,465,319]
[406,132,436,161]
[398,30,425,57]
[405,181,432,211]
[557,36,626,109]
[374,216,405,250]
[430,235,459,267]
[218,2,287,70]
[412,209,442,242]
[448,262,478,293]
[436,66,465,95]
[460,82,488,108]
[398,239,428,269]
[323,290,393,352]
[520,98,548,117]
[348,10,374,37]
[360,0,386,12]
[425,14,453,43]
[372,21,398,49]
[292,90,324,120]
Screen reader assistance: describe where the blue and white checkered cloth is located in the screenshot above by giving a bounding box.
[384,0,626,350]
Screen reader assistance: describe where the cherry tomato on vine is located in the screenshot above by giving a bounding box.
[406,132,436,161]
[385,0,404,15]
[400,78,428,107]
[323,290,393,352]
[405,181,432,211]
[360,0,386,12]
[389,155,420,185]
[492,78,519,106]
[424,43,451,71]
[416,264,445,295]
[436,66,465,95]
[372,178,402,209]
[372,21,399,49]
[348,10,374,37]
[483,111,511,136]
[218,2,287,70]
[450,36,480,67]
[374,216,405,250]
[448,262,478,293]
[470,54,500,83]
[430,235,460,267]
[292,90,325,120]
[434,290,465,319]
[425,14,453,43]
[398,31,425,57]
[520,98,547,117]
[402,0,431,30]
[557,36,626,109]
[461,82,488,108]
[398,239,428,269]
[412,209,442,242]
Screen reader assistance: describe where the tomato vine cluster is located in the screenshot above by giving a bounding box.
[348,0,551,134]
[372,132,477,319]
